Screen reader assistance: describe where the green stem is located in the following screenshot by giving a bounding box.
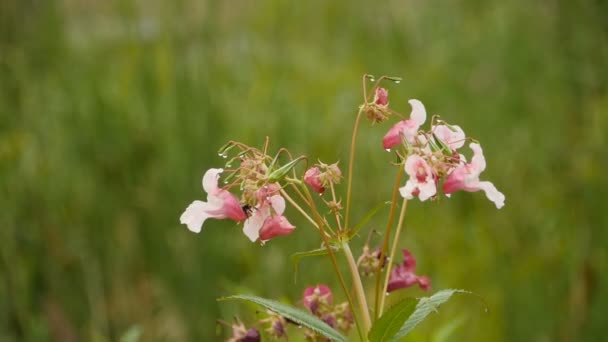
[300,184,365,341]
[344,107,365,232]
[373,166,404,320]
[342,241,372,338]
[378,198,408,316]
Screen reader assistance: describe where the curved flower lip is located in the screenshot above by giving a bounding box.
[180,168,247,233]
[382,99,427,150]
[443,143,505,208]
[259,215,295,241]
[387,249,431,293]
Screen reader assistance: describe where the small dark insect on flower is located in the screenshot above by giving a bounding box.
[241,204,255,217]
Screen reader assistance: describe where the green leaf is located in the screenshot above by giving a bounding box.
[290,245,341,283]
[219,294,347,342]
[391,289,469,341]
[348,201,390,239]
[368,298,417,342]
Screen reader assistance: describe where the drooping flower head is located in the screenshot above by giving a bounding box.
[365,87,391,123]
[387,249,431,293]
[243,187,295,243]
[443,143,505,208]
[180,168,247,233]
[399,154,437,201]
[383,99,427,150]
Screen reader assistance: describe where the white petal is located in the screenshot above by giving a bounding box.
[202,168,224,194]
[269,195,286,215]
[469,143,486,173]
[417,180,437,201]
[408,99,426,126]
[478,181,505,209]
[242,206,269,242]
[180,200,211,233]
[399,180,417,199]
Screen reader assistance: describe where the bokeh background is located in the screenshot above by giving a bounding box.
[1,0,607,341]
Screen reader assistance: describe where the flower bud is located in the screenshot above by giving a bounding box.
[304,167,325,193]
[303,285,333,315]
[374,87,389,106]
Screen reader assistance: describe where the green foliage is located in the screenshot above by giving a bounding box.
[392,290,469,341]
[291,245,340,283]
[1,0,607,341]
[368,298,417,342]
[220,294,347,342]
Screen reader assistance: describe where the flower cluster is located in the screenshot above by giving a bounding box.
[180,142,299,244]
[184,75,506,341]
[302,285,354,339]
[376,90,505,208]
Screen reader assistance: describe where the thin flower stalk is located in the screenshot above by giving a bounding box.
[373,165,404,320]
[378,198,408,316]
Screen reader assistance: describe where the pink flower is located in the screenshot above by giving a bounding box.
[304,167,325,193]
[303,285,333,314]
[443,143,505,209]
[382,99,427,150]
[180,168,247,233]
[432,124,465,150]
[259,215,295,241]
[374,87,389,106]
[242,193,295,242]
[399,154,437,201]
[387,249,431,293]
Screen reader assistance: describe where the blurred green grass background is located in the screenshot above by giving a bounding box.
[1,0,607,340]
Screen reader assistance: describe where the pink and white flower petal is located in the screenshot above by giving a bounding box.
[259,215,296,241]
[408,99,426,126]
[433,125,466,150]
[242,206,270,242]
[180,200,220,233]
[477,181,505,209]
[202,168,223,194]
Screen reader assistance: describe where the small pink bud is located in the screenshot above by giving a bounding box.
[374,87,389,106]
[304,167,325,194]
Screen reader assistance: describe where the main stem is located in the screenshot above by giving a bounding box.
[378,198,408,315]
[342,241,372,336]
[300,185,365,341]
